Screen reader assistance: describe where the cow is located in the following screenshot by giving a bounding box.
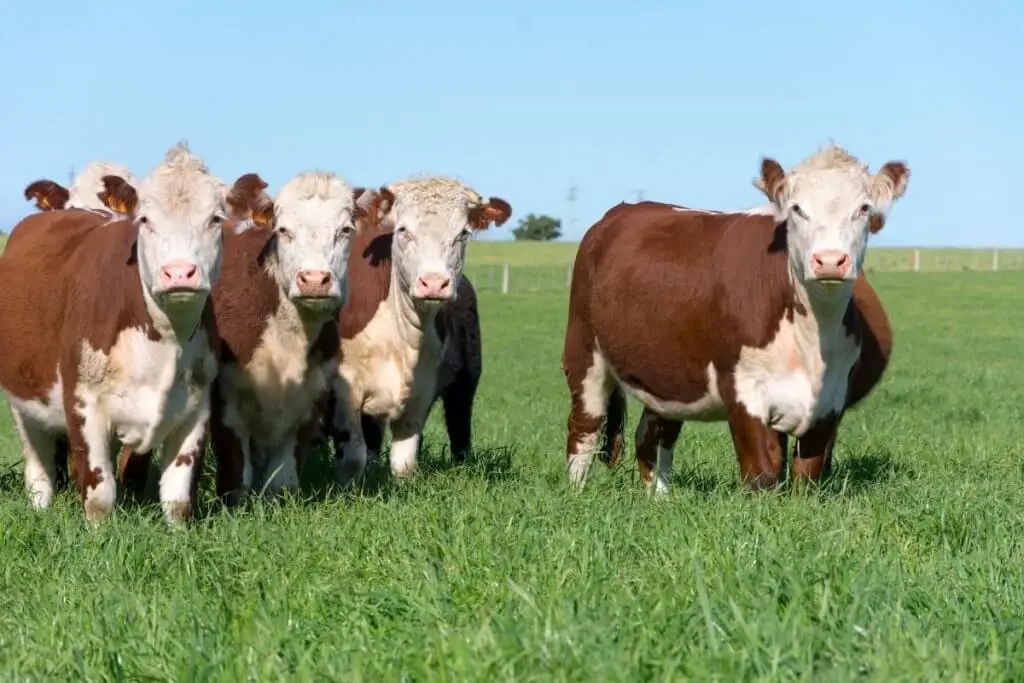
[323,177,511,482]
[0,142,238,525]
[561,143,909,493]
[24,161,136,216]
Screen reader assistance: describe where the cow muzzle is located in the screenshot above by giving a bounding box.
[809,250,852,282]
[412,272,454,301]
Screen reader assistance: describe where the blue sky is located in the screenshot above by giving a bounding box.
[1,0,1021,247]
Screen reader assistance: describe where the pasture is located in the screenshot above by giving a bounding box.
[0,236,1022,679]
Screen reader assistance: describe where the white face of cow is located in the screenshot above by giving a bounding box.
[269,171,360,314]
[374,177,511,307]
[106,143,229,311]
[757,144,909,293]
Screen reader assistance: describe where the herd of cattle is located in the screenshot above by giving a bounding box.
[0,141,908,527]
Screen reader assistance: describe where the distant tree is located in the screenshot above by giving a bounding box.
[511,213,562,241]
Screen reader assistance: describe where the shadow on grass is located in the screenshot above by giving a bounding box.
[293,440,521,506]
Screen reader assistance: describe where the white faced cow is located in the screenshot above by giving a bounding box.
[325,177,511,481]
[0,142,236,525]
[205,170,364,504]
[562,144,910,493]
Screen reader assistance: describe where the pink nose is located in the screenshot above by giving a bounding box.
[415,273,452,299]
[159,260,200,289]
[810,250,851,280]
[295,269,333,297]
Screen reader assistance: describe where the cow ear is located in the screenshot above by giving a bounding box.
[755,157,787,204]
[354,187,395,226]
[870,161,910,212]
[24,180,70,211]
[468,197,512,231]
[98,175,138,215]
[251,202,275,229]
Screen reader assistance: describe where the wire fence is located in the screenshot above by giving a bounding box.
[465,248,1024,294]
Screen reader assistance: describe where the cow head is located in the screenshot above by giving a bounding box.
[371,176,511,308]
[756,143,909,293]
[114,142,231,326]
[229,171,362,316]
[24,180,70,212]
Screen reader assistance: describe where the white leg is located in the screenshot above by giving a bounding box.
[262,434,300,495]
[157,409,208,526]
[11,407,59,510]
[389,401,430,478]
[71,396,116,524]
[567,432,599,488]
[388,428,420,478]
[653,444,674,497]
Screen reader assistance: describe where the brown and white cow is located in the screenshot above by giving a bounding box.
[562,144,909,492]
[325,177,511,481]
[24,161,136,217]
[201,170,369,503]
[0,143,239,525]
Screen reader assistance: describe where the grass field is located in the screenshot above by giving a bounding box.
[1,271,1022,680]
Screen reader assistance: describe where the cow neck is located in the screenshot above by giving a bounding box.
[277,292,333,354]
[142,283,206,346]
[386,267,437,351]
[788,270,854,362]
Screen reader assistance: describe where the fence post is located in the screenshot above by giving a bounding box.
[993,249,999,271]
[501,263,510,294]
[913,248,920,272]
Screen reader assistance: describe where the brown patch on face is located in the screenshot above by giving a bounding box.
[468,197,513,231]
[868,213,885,234]
[24,180,70,211]
[97,176,138,215]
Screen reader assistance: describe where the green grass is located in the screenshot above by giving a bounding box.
[1,272,1023,681]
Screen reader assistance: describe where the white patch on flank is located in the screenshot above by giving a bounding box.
[618,363,725,422]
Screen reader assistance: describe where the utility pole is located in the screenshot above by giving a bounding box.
[566,178,579,237]
[68,165,75,185]
[629,188,645,203]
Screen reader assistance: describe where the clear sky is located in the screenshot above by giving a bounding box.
[2,0,1021,247]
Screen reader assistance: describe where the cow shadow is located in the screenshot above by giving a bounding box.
[295,440,520,505]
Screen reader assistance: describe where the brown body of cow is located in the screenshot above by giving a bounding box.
[0,208,219,522]
[562,195,900,492]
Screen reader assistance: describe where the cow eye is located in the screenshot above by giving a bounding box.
[790,204,808,220]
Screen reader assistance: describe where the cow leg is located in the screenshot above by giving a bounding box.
[790,413,841,484]
[563,337,615,489]
[388,390,435,478]
[724,402,784,490]
[11,408,59,510]
[155,404,208,526]
[117,446,152,501]
[361,413,385,464]
[54,438,70,491]
[332,399,369,486]
[635,408,682,496]
[212,396,251,507]
[65,395,116,523]
[262,434,300,495]
[441,372,476,462]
